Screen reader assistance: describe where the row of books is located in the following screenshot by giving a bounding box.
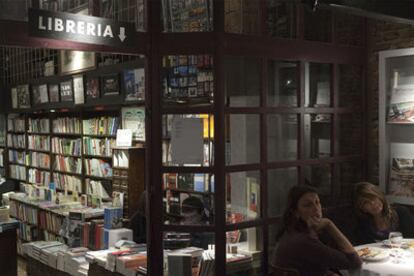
[42,230,66,243]
[38,209,66,235]
[9,199,38,225]
[18,222,39,242]
[83,137,115,157]
[28,135,51,151]
[9,164,26,180]
[8,149,26,164]
[27,152,50,169]
[53,172,82,192]
[28,168,50,185]
[28,118,50,133]
[82,117,120,136]
[52,137,82,156]
[52,117,82,134]
[7,134,25,148]
[7,117,25,132]
[84,158,113,178]
[54,156,82,174]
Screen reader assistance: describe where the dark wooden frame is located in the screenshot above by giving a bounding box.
[0,0,368,275]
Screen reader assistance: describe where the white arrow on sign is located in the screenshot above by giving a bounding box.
[119,27,127,42]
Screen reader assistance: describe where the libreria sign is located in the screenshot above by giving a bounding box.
[28,9,136,48]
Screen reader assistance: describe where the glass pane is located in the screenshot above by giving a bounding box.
[334,12,364,47]
[304,114,331,159]
[339,113,362,155]
[304,164,332,203]
[163,173,214,225]
[162,55,214,106]
[304,7,331,42]
[225,57,261,107]
[338,161,362,204]
[267,114,298,161]
[339,64,363,108]
[267,0,296,38]
[98,0,146,31]
[306,63,331,107]
[225,0,260,35]
[386,55,414,123]
[268,60,298,107]
[163,231,215,275]
[268,222,281,266]
[226,114,260,165]
[226,226,263,274]
[226,171,260,223]
[162,0,213,32]
[162,114,214,167]
[267,167,298,218]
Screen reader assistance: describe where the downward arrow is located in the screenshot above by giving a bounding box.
[118,27,126,42]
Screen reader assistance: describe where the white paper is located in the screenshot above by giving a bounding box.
[39,84,48,103]
[390,84,414,104]
[171,117,203,165]
[116,129,133,147]
[121,107,145,141]
[73,75,85,104]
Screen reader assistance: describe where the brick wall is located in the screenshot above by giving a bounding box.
[367,20,414,183]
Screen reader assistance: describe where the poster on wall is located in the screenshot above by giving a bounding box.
[124,68,145,101]
[48,84,60,102]
[121,106,145,141]
[60,80,73,102]
[388,73,414,123]
[73,75,85,105]
[17,84,31,109]
[86,77,100,100]
[389,142,414,197]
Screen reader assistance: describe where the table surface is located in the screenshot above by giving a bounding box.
[347,240,414,276]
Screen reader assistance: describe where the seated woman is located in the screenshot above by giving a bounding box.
[272,185,361,276]
[353,182,414,245]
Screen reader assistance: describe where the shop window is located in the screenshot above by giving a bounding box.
[305,63,332,108]
[163,173,215,225]
[304,114,332,159]
[225,57,261,107]
[339,64,363,108]
[226,171,261,224]
[267,0,296,38]
[339,113,362,156]
[268,60,299,107]
[162,0,213,32]
[267,167,298,218]
[226,226,263,274]
[225,114,260,165]
[225,0,260,34]
[304,6,331,42]
[267,114,298,162]
[303,163,332,203]
[162,114,214,167]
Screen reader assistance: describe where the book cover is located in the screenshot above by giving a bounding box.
[60,80,73,102]
[124,68,145,101]
[48,84,60,102]
[102,74,120,96]
[86,77,100,99]
[104,207,123,229]
[17,84,31,109]
[73,75,85,105]
[32,85,42,105]
[39,84,49,103]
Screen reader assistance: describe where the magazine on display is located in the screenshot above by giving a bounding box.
[389,142,414,197]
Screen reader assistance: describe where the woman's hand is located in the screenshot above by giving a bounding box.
[306,217,332,233]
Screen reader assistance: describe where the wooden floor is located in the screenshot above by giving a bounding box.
[18,257,27,276]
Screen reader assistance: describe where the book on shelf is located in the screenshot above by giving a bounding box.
[124,68,145,101]
[83,116,120,136]
[86,77,100,99]
[122,106,145,141]
[73,75,85,105]
[53,117,81,134]
[83,137,114,156]
[84,158,113,178]
[52,137,82,156]
[28,118,50,133]
[48,84,60,103]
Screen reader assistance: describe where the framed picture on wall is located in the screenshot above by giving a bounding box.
[123,68,145,101]
[102,74,120,96]
[60,80,73,102]
[48,84,60,102]
[59,50,96,76]
[86,77,100,100]
[32,84,48,105]
[17,84,30,109]
[32,85,42,105]
[73,75,85,105]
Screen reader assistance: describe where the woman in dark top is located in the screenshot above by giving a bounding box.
[273,185,361,276]
[353,182,414,245]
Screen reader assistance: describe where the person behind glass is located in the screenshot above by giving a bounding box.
[128,191,147,243]
[180,196,213,249]
[353,182,414,245]
[272,185,361,276]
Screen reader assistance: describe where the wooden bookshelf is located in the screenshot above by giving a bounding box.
[112,146,145,218]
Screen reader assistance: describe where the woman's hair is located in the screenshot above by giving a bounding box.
[276,185,318,241]
[353,182,394,222]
